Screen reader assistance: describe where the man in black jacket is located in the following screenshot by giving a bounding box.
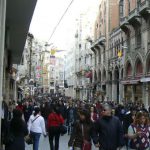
[95,103,125,150]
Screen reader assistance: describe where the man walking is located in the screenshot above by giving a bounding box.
[95,103,125,150]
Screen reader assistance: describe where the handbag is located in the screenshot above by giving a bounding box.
[82,139,91,150]
[81,124,91,150]
[24,134,33,145]
[59,124,67,135]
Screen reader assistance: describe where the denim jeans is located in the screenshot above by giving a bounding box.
[30,131,41,150]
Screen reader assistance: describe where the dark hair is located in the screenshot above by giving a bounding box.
[13,109,22,118]
[11,109,24,133]
[79,109,91,123]
[52,105,60,114]
[34,107,40,116]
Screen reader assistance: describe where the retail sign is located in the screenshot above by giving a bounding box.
[140,77,150,82]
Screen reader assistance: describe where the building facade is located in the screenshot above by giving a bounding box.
[73,1,99,101]
[90,0,150,107]
[119,0,150,106]
[91,0,122,102]
[0,0,37,145]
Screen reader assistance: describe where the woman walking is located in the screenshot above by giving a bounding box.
[128,111,150,150]
[68,109,98,150]
[5,109,28,150]
[28,106,47,150]
[47,105,64,150]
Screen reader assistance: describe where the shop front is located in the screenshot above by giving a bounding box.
[140,77,150,106]
[121,79,140,102]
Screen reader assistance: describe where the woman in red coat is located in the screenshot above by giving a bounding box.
[47,105,64,150]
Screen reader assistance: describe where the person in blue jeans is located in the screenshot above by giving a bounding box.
[28,107,47,150]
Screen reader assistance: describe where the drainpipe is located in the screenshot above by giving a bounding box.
[0,0,6,146]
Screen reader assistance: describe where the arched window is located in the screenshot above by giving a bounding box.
[126,62,132,77]
[119,0,124,18]
[135,59,143,76]
[147,59,150,74]
[98,70,101,81]
[94,71,97,82]
[103,69,106,81]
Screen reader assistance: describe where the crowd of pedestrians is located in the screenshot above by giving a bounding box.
[1,94,150,150]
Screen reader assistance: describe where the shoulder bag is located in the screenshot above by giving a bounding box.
[25,115,40,144]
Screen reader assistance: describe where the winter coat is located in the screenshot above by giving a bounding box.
[96,116,125,150]
[5,119,28,150]
[48,112,64,128]
[68,121,97,148]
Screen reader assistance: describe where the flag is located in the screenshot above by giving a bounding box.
[51,49,56,55]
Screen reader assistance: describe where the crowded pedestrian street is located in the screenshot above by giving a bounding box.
[1,0,150,150]
[25,134,100,150]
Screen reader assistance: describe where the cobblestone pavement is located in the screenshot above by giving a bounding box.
[25,134,126,150]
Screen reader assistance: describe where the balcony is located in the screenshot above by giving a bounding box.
[128,8,141,26]
[120,17,130,33]
[139,0,150,17]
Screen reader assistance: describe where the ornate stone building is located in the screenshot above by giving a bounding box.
[91,0,150,106]
[120,0,150,106]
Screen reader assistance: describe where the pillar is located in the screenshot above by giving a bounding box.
[119,70,123,103]
[143,83,149,109]
[112,72,117,101]
[131,85,135,102]
[14,80,17,101]
[0,0,6,146]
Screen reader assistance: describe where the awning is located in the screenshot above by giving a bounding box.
[6,0,37,63]
[140,77,150,82]
[121,79,139,85]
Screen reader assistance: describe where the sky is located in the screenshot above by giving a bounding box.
[29,0,99,51]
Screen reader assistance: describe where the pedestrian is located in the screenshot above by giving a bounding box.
[47,105,64,150]
[90,106,98,122]
[127,111,150,150]
[5,109,28,150]
[23,101,33,123]
[95,103,125,150]
[66,103,76,135]
[68,109,98,150]
[123,107,136,149]
[28,106,47,150]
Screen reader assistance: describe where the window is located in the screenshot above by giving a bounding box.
[148,60,150,73]
[119,0,124,18]
[136,28,141,47]
[136,60,143,76]
[126,63,132,77]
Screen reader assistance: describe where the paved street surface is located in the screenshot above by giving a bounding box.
[25,134,100,150]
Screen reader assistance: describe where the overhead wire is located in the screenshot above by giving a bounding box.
[48,0,75,43]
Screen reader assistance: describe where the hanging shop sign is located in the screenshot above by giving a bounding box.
[121,79,139,85]
[140,77,150,82]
